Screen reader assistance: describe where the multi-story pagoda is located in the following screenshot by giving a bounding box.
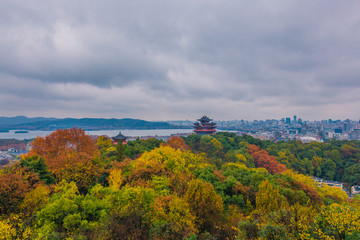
[194,115,217,135]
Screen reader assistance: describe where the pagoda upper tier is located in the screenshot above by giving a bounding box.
[197,115,213,123]
[194,115,216,135]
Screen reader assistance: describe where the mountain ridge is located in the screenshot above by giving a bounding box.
[0,116,183,131]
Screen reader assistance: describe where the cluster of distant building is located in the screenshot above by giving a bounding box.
[0,152,14,166]
[315,178,360,199]
[169,115,360,142]
[312,176,360,199]
[0,146,31,166]
[218,116,360,142]
[109,115,360,143]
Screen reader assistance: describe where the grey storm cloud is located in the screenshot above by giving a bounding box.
[1,0,360,120]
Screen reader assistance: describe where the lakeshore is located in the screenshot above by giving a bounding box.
[0,129,194,140]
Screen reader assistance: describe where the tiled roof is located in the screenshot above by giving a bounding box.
[112,131,127,140]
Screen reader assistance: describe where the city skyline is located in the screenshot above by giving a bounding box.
[1,1,360,121]
[1,114,360,124]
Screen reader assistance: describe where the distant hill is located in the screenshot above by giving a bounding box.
[0,116,57,126]
[0,116,177,131]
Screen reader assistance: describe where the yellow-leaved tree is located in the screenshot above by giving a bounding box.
[311,203,360,239]
[185,179,224,234]
[151,195,197,238]
[20,184,51,216]
[129,146,209,182]
[256,180,283,213]
[108,168,123,190]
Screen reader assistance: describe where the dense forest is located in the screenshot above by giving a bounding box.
[1,128,360,239]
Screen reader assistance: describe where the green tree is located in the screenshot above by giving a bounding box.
[115,142,125,162]
[320,158,336,180]
[35,181,109,239]
[20,155,55,185]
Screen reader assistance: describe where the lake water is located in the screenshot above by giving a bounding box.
[0,129,194,140]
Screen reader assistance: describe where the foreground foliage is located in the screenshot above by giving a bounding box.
[1,129,360,239]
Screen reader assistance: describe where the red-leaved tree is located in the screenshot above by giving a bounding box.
[247,144,287,174]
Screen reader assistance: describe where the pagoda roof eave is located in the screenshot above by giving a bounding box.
[112,131,127,140]
[197,115,213,122]
[194,129,217,132]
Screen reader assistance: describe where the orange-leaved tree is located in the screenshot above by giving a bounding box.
[27,128,103,191]
[163,136,191,151]
[0,172,32,214]
[247,144,287,174]
[0,163,41,214]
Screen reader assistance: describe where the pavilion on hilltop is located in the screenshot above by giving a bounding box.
[194,115,217,135]
[112,131,128,144]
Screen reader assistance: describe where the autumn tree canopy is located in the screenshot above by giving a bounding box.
[247,144,287,174]
[27,128,103,190]
[2,131,360,239]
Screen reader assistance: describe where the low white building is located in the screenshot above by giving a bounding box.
[351,185,360,195]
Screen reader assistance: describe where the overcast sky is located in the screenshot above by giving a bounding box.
[1,0,360,121]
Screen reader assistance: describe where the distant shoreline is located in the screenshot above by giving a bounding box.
[0,129,194,140]
[0,116,190,132]
[14,130,29,134]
